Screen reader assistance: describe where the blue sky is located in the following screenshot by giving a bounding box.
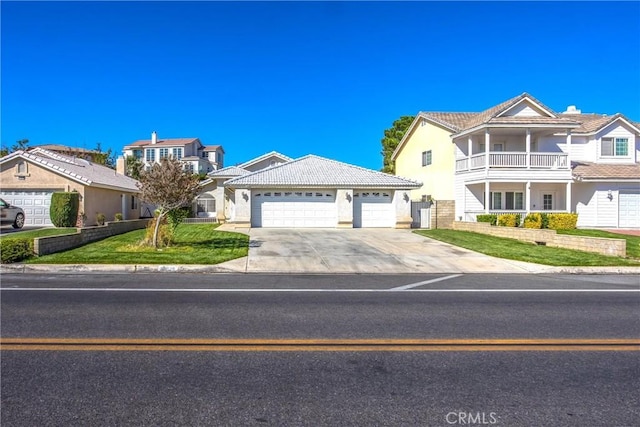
[2,1,639,170]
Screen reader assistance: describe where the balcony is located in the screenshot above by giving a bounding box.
[456,152,569,172]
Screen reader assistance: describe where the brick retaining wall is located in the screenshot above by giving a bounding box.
[34,219,151,256]
[452,222,626,257]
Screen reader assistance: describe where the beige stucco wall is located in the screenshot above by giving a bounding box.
[1,158,139,226]
[394,121,456,201]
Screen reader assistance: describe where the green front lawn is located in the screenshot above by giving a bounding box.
[557,229,640,259]
[0,228,77,240]
[29,224,249,265]
[414,229,640,267]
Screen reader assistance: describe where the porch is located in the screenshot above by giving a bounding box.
[458,181,573,222]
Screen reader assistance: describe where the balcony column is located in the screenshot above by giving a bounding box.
[566,181,572,213]
[484,130,490,172]
[467,136,472,169]
[526,182,531,215]
[525,129,531,169]
[485,181,490,214]
[566,129,572,165]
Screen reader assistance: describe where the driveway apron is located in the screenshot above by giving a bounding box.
[246,228,539,274]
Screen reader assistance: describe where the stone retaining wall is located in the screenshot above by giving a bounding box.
[34,219,151,256]
[452,222,626,257]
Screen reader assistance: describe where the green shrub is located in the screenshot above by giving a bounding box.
[167,206,191,232]
[523,213,542,229]
[50,192,80,227]
[539,213,549,229]
[114,213,123,221]
[1,238,34,263]
[547,213,578,230]
[497,213,521,227]
[96,213,106,226]
[477,214,497,226]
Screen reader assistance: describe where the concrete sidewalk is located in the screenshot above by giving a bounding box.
[4,225,638,275]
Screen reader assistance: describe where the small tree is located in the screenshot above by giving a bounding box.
[137,158,201,248]
[125,155,143,179]
[380,116,414,174]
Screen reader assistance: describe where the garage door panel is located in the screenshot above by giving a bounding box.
[0,190,56,226]
[252,190,337,228]
[619,191,640,228]
[354,192,395,228]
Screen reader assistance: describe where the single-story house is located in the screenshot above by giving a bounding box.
[0,148,140,226]
[223,154,422,228]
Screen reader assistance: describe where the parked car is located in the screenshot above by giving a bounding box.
[0,198,25,229]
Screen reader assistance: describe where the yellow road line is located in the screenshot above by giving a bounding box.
[1,338,639,352]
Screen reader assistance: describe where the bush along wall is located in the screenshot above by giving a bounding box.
[497,213,521,227]
[547,213,578,230]
[523,213,542,229]
[1,238,34,263]
[50,192,80,227]
[476,214,498,226]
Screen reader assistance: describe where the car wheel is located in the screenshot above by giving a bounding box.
[13,213,24,229]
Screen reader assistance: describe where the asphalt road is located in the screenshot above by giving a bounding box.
[2,273,639,426]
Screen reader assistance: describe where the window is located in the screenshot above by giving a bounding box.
[16,161,27,174]
[131,195,137,210]
[422,150,432,166]
[543,194,553,210]
[196,197,216,215]
[172,148,182,160]
[145,149,155,162]
[201,151,207,158]
[159,148,169,159]
[133,150,143,159]
[505,192,524,210]
[493,143,504,152]
[601,137,628,156]
[490,192,502,210]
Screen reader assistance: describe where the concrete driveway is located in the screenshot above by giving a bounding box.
[243,228,542,274]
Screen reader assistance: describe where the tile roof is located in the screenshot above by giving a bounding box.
[572,162,640,180]
[226,155,422,188]
[30,144,100,154]
[125,138,199,148]
[1,148,140,191]
[203,145,223,152]
[207,166,251,178]
[239,151,293,168]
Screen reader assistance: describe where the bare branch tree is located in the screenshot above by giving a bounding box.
[137,158,201,248]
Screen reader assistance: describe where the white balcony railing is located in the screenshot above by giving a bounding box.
[456,152,569,172]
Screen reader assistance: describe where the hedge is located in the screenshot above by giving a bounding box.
[477,214,497,226]
[1,238,34,263]
[497,213,521,227]
[50,192,80,227]
[523,213,542,229]
[547,213,578,230]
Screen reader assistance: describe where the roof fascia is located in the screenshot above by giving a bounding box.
[453,122,581,139]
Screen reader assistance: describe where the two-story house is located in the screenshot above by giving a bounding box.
[123,131,224,174]
[393,93,640,229]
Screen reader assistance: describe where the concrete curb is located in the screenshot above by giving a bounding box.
[2,262,639,275]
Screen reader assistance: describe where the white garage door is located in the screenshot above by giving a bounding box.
[0,190,56,226]
[252,190,337,228]
[353,191,395,228]
[619,190,640,228]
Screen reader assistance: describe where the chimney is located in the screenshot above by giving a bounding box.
[151,131,158,144]
[116,156,126,175]
[563,105,581,114]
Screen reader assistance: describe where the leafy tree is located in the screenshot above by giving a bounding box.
[380,116,414,174]
[93,142,116,168]
[137,157,201,248]
[125,155,143,179]
[1,139,30,157]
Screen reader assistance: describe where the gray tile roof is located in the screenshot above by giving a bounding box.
[226,155,422,189]
[2,148,140,192]
[238,151,293,168]
[207,165,251,178]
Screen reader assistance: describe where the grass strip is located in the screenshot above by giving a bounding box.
[414,229,640,267]
[28,224,248,265]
